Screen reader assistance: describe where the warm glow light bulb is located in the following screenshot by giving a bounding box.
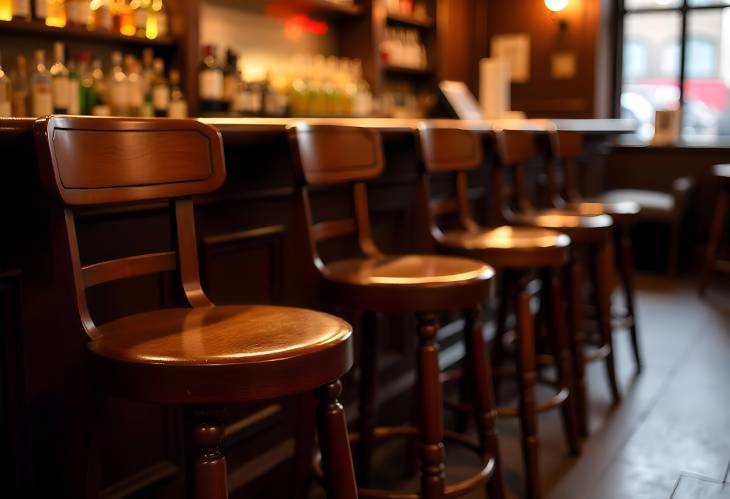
[545,0,569,12]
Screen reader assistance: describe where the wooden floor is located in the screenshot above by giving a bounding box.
[321,274,730,499]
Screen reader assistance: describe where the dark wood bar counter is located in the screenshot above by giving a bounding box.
[0,117,632,499]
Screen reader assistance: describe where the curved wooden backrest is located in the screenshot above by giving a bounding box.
[34,116,226,205]
[494,128,536,166]
[287,123,384,185]
[551,130,583,160]
[33,116,225,338]
[416,124,483,172]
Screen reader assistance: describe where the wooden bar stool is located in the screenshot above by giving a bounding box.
[699,164,730,295]
[546,130,643,372]
[33,116,358,499]
[415,124,579,499]
[287,123,504,499]
[493,128,620,438]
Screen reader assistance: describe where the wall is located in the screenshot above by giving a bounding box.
[485,0,606,118]
[200,0,337,71]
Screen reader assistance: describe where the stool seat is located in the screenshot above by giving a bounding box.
[438,226,570,269]
[321,255,494,312]
[568,200,641,220]
[89,305,354,404]
[713,163,730,181]
[597,189,674,219]
[510,209,613,244]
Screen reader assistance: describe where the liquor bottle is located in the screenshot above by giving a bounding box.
[12,0,31,20]
[151,57,168,117]
[49,42,70,114]
[199,44,224,113]
[167,69,186,118]
[0,0,11,21]
[140,47,154,93]
[67,59,80,114]
[117,0,135,36]
[33,0,47,22]
[30,49,53,116]
[222,48,238,109]
[108,50,128,115]
[127,55,144,116]
[132,0,146,37]
[78,53,94,114]
[66,0,88,27]
[90,58,109,116]
[10,55,28,117]
[45,0,65,27]
[0,51,11,117]
[151,0,166,37]
[91,0,111,30]
[263,66,289,117]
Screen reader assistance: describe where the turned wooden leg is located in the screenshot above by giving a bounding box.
[463,306,506,499]
[615,225,642,372]
[565,259,588,438]
[515,272,541,499]
[545,268,580,456]
[492,273,512,400]
[191,406,228,499]
[292,392,317,499]
[592,240,621,405]
[316,380,358,499]
[700,189,728,295]
[416,313,446,499]
[356,310,378,486]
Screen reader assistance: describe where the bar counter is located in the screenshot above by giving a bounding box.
[0,117,632,498]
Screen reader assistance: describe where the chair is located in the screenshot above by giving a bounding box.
[699,164,730,295]
[493,128,620,438]
[546,130,643,372]
[416,124,579,499]
[287,123,504,499]
[33,116,358,499]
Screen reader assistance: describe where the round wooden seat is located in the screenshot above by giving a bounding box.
[714,163,730,182]
[89,305,353,404]
[511,210,613,244]
[321,254,494,313]
[567,199,641,223]
[438,226,570,269]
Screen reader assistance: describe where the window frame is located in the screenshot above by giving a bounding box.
[614,0,729,132]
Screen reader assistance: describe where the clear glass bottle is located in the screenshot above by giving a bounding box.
[67,58,80,114]
[90,0,111,30]
[151,57,168,117]
[50,42,70,114]
[125,55,142,116]
[132,0,146,37]
[78,52,94,115]
[30,49,53,116]
[90,58,109,116]
[151,0,166,37]
[0,51,12,117]
[45,0,65,27]
[33,0,47,22]
[199,44,224,113]
[12,0,31,20]
[167,69,187,118]
[108,51,128,115]
[10,54,29,117]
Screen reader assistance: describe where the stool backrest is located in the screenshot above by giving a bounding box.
[547,130,583,204]
[288,123,384,264]
[493,129,539,214]
[416,124,483,237]
[34,116,226,338]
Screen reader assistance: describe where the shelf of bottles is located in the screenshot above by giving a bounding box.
[198,46,374,118]
[385,0,432,28]
[0,0,173,43]
[0,42,187,118]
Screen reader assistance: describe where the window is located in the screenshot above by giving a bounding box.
[618,1,730,141]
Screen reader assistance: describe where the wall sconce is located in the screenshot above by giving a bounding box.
[545,0,569,31]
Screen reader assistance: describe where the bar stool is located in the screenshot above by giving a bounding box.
[699,164,730,295]
[415,124,579,499]
[546,130,643,372]
[33,116,358,499]
[493,128,620,438]
[287,123,504,499]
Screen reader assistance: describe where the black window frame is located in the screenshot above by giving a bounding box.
[614,0,729,129]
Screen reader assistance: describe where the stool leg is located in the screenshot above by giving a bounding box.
[191,406,228,499]
[592,240,621,405]
[416,313,446,499]
[464,306,506,499]
[565,259,588,438]
[700,189,729,295]
[356,310,378,486]
[615,225,642,372]
[515,272,540,499]
[545,268,580,456]
[316,380,358,499]
[493,273,512,401]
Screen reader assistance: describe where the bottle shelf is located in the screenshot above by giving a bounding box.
[386,12,434,28]
[268,0,363,17]
[0,19,176,47]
